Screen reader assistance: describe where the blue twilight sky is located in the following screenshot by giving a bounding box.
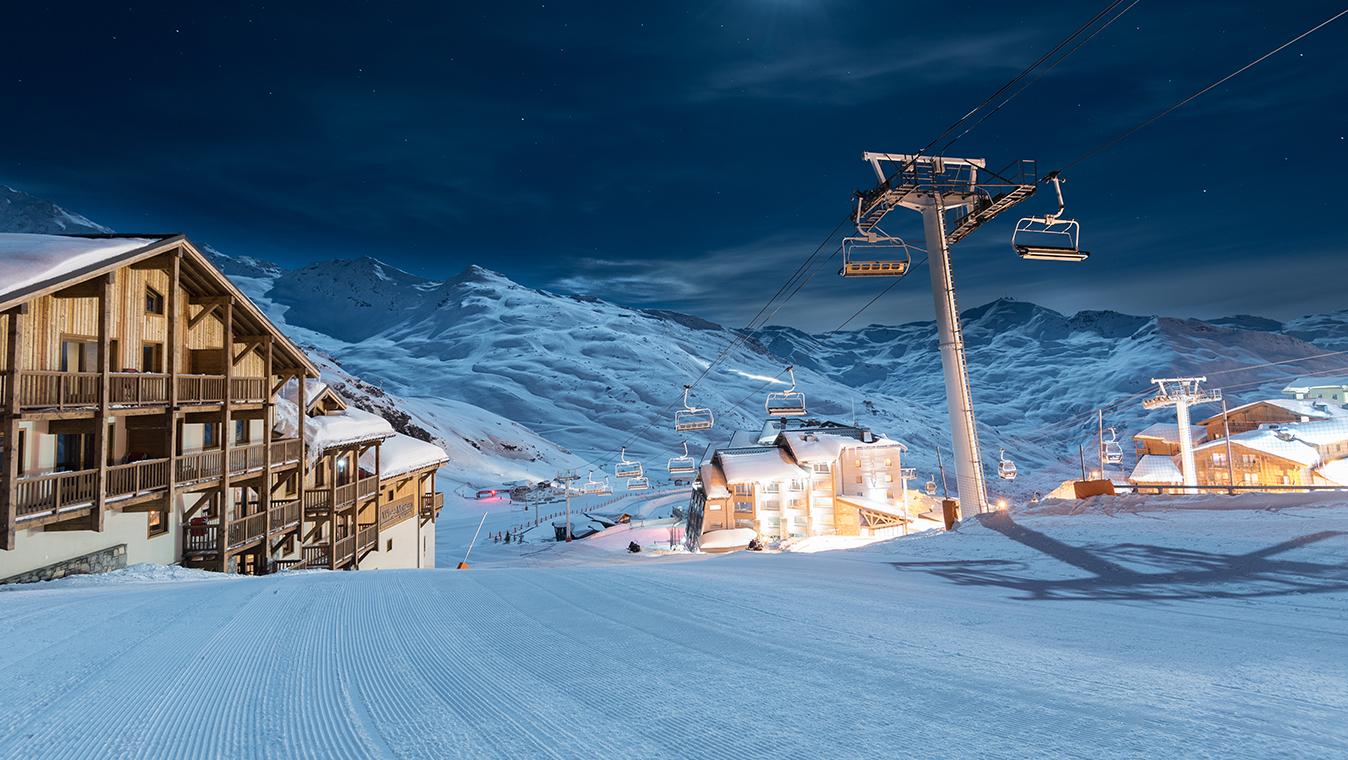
[3,1,1346,330]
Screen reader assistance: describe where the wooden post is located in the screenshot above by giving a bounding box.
[261,338,273,570]
[1,307,23,550]
[217,299,234,571]
[166,252,180,556]
[373,440,382,550]
[93,273,112,533]
[296,373,306,563]
[328,451,337,570]
[1222,398,1236,494]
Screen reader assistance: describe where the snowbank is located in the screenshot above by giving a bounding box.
[699,527,756,551]
[0,233,155,301]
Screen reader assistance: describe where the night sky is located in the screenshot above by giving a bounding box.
[4,1,1346,330]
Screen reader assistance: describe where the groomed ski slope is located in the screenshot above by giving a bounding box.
[2,495,1346,759]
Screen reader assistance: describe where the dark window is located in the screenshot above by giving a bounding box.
[60,338,97,372]
[55,433,94,472]
[234,419,249,445]
[202,424,218,449]
[145,287,165,315]
[15,430,26,477]
[142,342,164,373]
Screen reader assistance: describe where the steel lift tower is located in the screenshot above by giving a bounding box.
[1143,377,1222,492]
[845,153,1040,515]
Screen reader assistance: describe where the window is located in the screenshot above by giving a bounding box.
[202,424,218,449]
[734,483,752,496]
[812,463,830,474]
[145,286,165,315]
[1240,454,1258,467]
[1211,452,1228,466]
[734,500,753,513]
[16,430,26,477]
[233,419,249,445]
[855,475,864,484]
[55,433,94,472]
[734,519,755,529]
[1243,472,1259,485]
[763,482,780,494]
[386,539,394,552]
[884,458,893,467]
[788,479,804,491]
[885,473,894,483]
[147,507,169,538]
[141,342,164,373]
[60,337,97,372]
[708,502,722,511]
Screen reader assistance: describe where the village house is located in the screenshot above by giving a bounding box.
[0,233,447,583]
[1281,376,1348,403]
[690,419,922,547]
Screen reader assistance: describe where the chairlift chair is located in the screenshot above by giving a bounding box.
[674,384,715,432]
[924,476,938,497]
[667,441,697,475]
[1011,173,1090,262]
[582,470,605,495]
[997,449,1018,481]
[1102,427,1124,466]
[626,476,650,492]
[840,232,913,278]
[765,365,807,417]
[614,447,643,479]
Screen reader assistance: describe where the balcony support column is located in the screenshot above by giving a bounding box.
[217,299,235,571]
[328,451,337,570]
[166,252,180,557]
[93,273,113,533]
[261,338,274,571]
[1,306,24,550]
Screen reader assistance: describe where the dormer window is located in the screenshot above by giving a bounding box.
[145,286,165,315]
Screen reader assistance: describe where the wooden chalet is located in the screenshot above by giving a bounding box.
[0,233,446,582]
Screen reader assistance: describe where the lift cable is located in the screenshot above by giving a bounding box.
[1061,6,1348,172]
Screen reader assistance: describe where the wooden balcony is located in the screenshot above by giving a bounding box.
[13,458,170,522]
[177,439,298,485]
[185,522,219,554]
[302,477,379,514]
[227,512,268,549]
[12,371,269,411]
[269,499,301,532]
[421,492,445,519]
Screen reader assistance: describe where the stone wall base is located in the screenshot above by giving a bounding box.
[0,544,128,585]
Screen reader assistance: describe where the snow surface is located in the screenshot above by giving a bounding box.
[716,447,807,483]
[698,527,757,550]
[1129,454,1185,483]
[1135,422,1204,445]
[0,233,154,302]
[3,493,1347,757]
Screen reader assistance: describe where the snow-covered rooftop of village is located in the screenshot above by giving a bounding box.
[277,377,331,407]
[1315,458,1348,486]
[717,447,807,483]
[698,462,730,498]
[1282,375,1348,393]
[0,233,157,302]
[1202,397,1343,422]
[359,432,448,479]
[1129,454,1184,483]
[1135,422,1204,445]
[779,429,904,463]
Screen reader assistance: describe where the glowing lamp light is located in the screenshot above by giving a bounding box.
[996,498,1008,510]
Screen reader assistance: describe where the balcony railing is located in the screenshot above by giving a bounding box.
[176,448,224,484]
[271,438,302,466]
[106,458,170,499]
[109,373,170,405]
[357,522,378,553]
[334,535,355,566]
[269,499,301,531]
[227,511,267,549]
[185,522,219,553]
[17,371,99,410]
[13,371,270,410]
[14,468,98,519]
[305,477,379,513]
[421,492,445,518]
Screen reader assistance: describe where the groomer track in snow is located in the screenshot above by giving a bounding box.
[1,494,1346,758]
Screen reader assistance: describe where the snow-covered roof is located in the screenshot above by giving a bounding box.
[779,430,905,463]
[307,407,395,454]
[1134,423,1204,446]
[1195,428,1320,467]
[0,234,157,303]
[834,494,907,518]
[698,462,730,499]
[1128,454,1184,484]
[1282,376,1348,393]
[360,433,448,479]
[1315,458,1348,486]
[716,447,808,484]
[1199,398,1340,424]
[1271,420,1348,447]
[726,429,761,448]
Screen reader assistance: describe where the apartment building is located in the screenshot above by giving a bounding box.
[0,233,446,582]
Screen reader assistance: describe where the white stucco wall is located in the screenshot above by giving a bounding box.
[0,506,178,580]
[356,517,435,570]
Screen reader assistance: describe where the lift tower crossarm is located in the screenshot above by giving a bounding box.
[1142,377,1222,491]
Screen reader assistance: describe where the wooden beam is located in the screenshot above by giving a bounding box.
[1,308,22,550]
[92,273,112,533]
[166,252,180,553]
[261,337,274,570]
[187,302,220,330]
[217,299,234,572]
[232,336,265,366]
[189,295,232,306]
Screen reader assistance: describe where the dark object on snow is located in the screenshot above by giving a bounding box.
[627,541,641,554]
[747,538,764,552]
[503,532,511,545]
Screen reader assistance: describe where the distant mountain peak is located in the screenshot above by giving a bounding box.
[0,184,111,235]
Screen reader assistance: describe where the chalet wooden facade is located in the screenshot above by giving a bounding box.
[0,233,446,582]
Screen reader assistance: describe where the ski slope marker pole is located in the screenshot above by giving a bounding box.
[459,512,487,570]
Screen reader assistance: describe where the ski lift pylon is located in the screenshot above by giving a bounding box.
[614,447,643,479]
[997,448,1018,481]
[674,384,714,432]
[765,365,807,417]
[667,441,696,475]
[1011,172,1089,262]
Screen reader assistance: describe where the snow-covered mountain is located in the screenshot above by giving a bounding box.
[4,184,1346,493]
